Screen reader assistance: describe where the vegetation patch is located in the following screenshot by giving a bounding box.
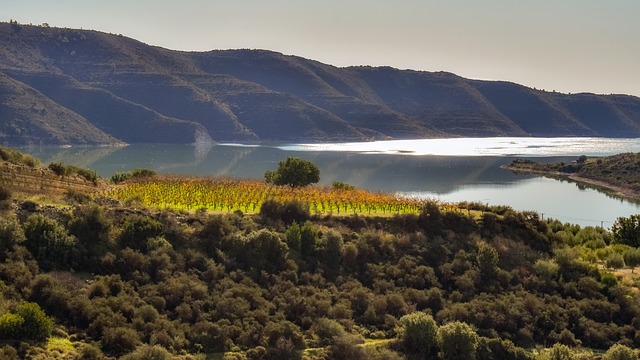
[101,176,431,216]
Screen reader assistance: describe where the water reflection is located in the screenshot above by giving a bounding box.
[20,142,640,228]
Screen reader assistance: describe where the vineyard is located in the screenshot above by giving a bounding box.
[100,176,433,215]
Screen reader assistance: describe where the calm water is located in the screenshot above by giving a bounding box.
[20,137,640,228]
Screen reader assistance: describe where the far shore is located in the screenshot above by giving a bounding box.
[502,164,640,202]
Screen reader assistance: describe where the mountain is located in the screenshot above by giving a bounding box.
[1,22,640,146]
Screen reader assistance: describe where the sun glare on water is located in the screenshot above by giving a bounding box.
[279,137,640,157]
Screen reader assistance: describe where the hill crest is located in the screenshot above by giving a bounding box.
[1,22,640,145]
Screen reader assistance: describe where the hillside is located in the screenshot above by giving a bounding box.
[1,148,640,359]
[505,153,640,199]
[2,22,640,145]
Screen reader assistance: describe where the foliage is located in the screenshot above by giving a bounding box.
[333,181,355,190]
[396,312,438,357]
[536,343,575,360]
[612,215,640,247]
[120,345,171,360]
[48,162,98,183]
[264,157,320,188]
[118,214,163,251]
[603,344,637,360]
[0,217,26,255]
[0,146,40,167]
[605,253,625,270]
[477,243,499,280]
[0,302,53,342]
[437,321,479,360]
[22,214,78,270]
[2,185,640,358]
[111,168,157,184]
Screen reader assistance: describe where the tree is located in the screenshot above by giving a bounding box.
[437,321,479,360]
[611,215,640,247]
[396,312,438,358]
[477,243,499,280]
[265,157,320,188]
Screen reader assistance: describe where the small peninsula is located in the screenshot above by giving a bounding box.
[504,152,640,200]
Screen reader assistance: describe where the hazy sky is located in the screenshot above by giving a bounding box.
[4,0,640,96]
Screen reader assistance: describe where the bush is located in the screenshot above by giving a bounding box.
[437,321,479,360]
[0,146,40,167]
[111,168,156,184]
[0,302,53,342]
[260,199,309,225]
[120,345,171,360]
[23,214,78,270]
[0,217,26,254]
[603,343,637,360]
[333,181,355,190]
[101,326,142,356]
[396,312,438,357]
[310,318,347,346]
[537,343,575,360]
[119,214,163,251]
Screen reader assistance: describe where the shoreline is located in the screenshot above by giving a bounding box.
[502,165,640,202]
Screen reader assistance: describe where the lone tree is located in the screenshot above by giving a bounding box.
[265,157,320,188]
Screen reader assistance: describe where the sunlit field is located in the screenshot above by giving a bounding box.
[101,176,433,215]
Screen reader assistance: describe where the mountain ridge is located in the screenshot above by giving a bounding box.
[1,22,640,146]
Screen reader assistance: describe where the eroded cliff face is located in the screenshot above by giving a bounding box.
[2,22,640,146]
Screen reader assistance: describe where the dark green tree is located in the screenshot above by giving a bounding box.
[265,157,320,188]
[477,243,499,280]
[612,214,640,247]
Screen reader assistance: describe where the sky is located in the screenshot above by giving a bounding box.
[3,0,640,96]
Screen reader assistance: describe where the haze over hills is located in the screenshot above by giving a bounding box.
[1,22,640,146]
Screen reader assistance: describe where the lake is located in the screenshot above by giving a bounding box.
[20,137,640,228]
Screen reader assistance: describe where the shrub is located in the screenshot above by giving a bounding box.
[396,312,438,357]
[537,343,575,360]
[333,181,355,190]
[101,326,142,356]
[111,168,156,184]
[310,318,347,346]
[23,214,78,270]
[0,146,40,167]
[119,214,163,251]
[437,321,479,360]
[260,199,309,225]
[120,345,171,360]
[0,217,26,254]
[603,343,637,360]
[0,302,53,342]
